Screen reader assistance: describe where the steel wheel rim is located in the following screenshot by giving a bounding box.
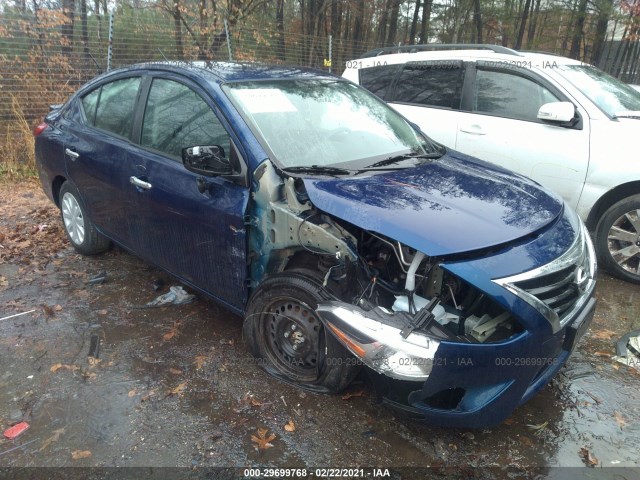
[261,296,323,382]
[607,208,640,275]
[61,192,85,245]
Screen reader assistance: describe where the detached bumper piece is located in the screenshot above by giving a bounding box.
[318,297,596,428]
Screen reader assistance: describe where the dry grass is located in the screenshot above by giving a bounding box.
[0,95,38,180]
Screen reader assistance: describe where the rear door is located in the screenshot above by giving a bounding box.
[386,60,465,148]
[455,64,590,208]
[127,75,249,309]
[63,76,143,245]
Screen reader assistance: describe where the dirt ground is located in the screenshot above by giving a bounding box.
[1,181,639,479]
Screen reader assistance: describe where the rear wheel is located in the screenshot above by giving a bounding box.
[243,272,360,393]
[59,182,111,255]
[595,195,640,284]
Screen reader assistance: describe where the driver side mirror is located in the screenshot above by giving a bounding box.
[537,102,576,125]
[182,145,233,176]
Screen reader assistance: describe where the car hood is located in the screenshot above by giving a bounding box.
[302,150,565,256]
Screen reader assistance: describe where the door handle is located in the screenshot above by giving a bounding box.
[459,124,487,135]
[65,148,80,160]
[129,176,152,190]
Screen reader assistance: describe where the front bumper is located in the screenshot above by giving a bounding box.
[319,296,596,429]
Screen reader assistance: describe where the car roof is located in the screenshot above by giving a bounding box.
[351,48,586,69]
[107,61,339,83]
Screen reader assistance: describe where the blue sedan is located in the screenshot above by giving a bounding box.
[34,62,596,428]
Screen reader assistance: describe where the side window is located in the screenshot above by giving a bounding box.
[81,88,100,126]
[474,69,559,122]
[93,77,141,137]
[359,65,399,100]
[392,64,463,108]
[141,79,230,160]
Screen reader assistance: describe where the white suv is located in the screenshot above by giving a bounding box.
[344,45,640,283]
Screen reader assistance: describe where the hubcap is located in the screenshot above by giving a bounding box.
[607,208,640,275]
[61,192,85,245]
[263,298,322,382]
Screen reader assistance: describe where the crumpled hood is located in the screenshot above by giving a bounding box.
[303,150,565,256]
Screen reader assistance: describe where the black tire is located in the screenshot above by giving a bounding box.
[243,271,360,393]
[595,194,640,284]
[58,181,111,255]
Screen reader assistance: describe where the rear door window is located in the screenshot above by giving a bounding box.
[92,77,141,138]
[359,65,400,100]
[140,78,230,160]
[392,62,464,109]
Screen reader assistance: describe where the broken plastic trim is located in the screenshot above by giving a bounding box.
[316,301,440,381]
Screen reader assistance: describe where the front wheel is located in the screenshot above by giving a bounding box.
[59,181,111,255]
[243,272,360,393]
[595,195,640,284]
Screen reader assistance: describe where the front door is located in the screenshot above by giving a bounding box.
[127,76,249,309]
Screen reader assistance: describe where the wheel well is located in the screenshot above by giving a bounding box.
[586,181,640,231]
[51,176,66,208]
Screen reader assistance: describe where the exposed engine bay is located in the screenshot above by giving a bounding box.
[248,162,522,381]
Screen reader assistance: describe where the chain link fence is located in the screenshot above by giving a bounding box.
[1,6,639,173]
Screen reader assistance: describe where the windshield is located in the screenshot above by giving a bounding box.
[555,64,640,117]
[224,79,438,168]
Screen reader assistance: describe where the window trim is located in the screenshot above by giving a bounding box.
[468,62,583,129]
[387,60,465,110]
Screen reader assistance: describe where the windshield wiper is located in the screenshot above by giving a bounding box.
[281,165,354,176]
[613,111,640,119]
[363,152,444,170]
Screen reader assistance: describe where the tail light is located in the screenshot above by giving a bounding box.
[33,122,48,136]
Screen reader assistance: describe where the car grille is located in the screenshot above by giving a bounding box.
[494,221,596,333]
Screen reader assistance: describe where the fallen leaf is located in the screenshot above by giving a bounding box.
[163,331,176,341]
[53,304,62,312]
[579,447,598,467]
[141,390,157,402]
[614,411,627,429]
[169,368,182,375]
[342,390,365,400]
[168,382,187,396]
[250,398,263,407]
[71,450,92,460]
[593,351,611,357]
[591,329,617,340]
[284,420,296,432]
[39,427,65,452]
[128,389,137,397]
[195,355,207,370]
[97,309,108,315]
[87,357,101,367]
[42,304,55,317]
[50,363,79,373]
[0,276,7,287]
[251,428,276,451]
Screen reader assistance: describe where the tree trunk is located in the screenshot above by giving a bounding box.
[386,0,401,45]
[419,0,433,43]
[569,0,588,59]
[409,0,420,44]
[276,0,285,61]
[473,0,483,44]
[515,0,531,50]
[80,0,90,60]
[173,0,184,58]
[377,0,391,46]
[590,0,613,66]
[61,0,75,56]
[526,0,541,49]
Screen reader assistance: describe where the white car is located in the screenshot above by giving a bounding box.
[344,45,640,284]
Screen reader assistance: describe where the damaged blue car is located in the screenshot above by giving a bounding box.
[34,62,596,428]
